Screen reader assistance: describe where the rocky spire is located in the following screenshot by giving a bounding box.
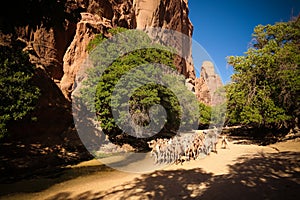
[195,61,224,106]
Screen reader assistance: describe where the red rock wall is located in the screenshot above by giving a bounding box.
[2,0,196,136]
[61,0,195,99]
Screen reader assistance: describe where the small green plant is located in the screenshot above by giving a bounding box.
[86,34,105,53]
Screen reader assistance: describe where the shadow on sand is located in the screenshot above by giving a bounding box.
[0,161,114,196]
[45,151,300,200]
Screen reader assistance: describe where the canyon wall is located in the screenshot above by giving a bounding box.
[1,0,195,136]
[61,0,195,99]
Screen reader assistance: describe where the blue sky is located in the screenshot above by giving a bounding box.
[188,0,300,84]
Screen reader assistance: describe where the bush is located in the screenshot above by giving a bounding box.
[0,42,40,138]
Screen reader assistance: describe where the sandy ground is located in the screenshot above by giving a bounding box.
[1,137,300,200]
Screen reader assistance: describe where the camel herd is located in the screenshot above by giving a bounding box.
[147,128,229,165]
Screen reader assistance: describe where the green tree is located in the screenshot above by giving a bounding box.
[198,102,211,129]
[78,28,199,146]
[0,42,40,138]
[226,18,300,130]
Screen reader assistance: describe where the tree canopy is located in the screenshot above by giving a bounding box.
[226,18,300,130]
[78,28,199,146]
[0,42,40,138]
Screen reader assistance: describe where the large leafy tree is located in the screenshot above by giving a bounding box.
[226,18,300,130]
[0,42,40,138]
[78,28,199,146]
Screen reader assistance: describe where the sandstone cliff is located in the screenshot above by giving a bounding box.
[1,0,195,136]
[61,0,194,99]
[133,0,194,80]
[195,61,224,106]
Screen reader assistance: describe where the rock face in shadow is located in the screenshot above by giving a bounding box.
[195,61,224,106]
